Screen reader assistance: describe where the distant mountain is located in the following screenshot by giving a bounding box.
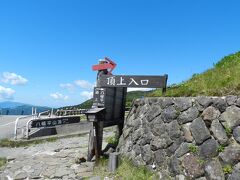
[0,101,28,109]
[0,101,52,115]
[60,99,93,110]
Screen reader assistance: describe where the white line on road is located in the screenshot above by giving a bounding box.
[0,121,15,127]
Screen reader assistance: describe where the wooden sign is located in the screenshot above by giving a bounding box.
[98,75,168,88]
[103,87,127,127]
[31,116,80,128]
[93,87,106,107]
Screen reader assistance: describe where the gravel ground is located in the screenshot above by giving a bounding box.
[0,128,115,180]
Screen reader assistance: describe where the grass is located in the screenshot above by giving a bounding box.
[197,158,206,165]
[223,165,233,174]
[217,145,225,153]
[0,137,58,148]
[115,159,155,180]
[0,157,7,168]
[106,135,119,147]
[94,158,156,180]
[80,114,87,121]
[149,51,240,97]
[0,130,89,148]
[188,144,199,154]
[93,157,109,177]
[225,126,232,137]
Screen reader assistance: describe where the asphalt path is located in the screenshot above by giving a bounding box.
[0,115,31,139]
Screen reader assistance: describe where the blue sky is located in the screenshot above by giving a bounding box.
[0,0,240,107]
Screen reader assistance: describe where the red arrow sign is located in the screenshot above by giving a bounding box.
[92,57,117,74]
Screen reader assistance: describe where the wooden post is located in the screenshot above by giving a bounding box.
[87,121,104,162]
[162,87,167,95]
[93,122,100,162]
[87,123,95,161]
[86,108,105,162]
[162,74,168,96]
[98,121,104,155]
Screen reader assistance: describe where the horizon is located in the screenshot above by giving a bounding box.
[1,0,240,107]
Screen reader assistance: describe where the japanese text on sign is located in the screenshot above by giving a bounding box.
[107,76,149,86]
[93,88,106,107]
[31,116,80,128]
[99,75,168,88]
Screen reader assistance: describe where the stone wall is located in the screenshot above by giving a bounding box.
[118,96,240,179]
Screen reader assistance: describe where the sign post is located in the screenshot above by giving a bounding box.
[86,58,168,162]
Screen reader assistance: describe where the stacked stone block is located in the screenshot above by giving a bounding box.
[118,96,240,179]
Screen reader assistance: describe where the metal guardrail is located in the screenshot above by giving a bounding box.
[14,114,37,140]
[14,108,87,140]
[26,118,39,139]
[14,111,54,140]
[14,107,39,139]
[38,110,51,117]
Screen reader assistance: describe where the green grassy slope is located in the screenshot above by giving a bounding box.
[150,51,240,97]
[61,99,93,110]
[126,90,154,106]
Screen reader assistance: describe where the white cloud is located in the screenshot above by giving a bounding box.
[50,92,69,100]
[1,72,28,85]
[60,83,75,91]
[0,85,15,100]
[80,91,93,100]
[75,80,94,89]
[127,88,153,92]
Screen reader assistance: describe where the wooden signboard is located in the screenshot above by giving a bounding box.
[103,87,127,127]
[92,75,168,127]
[91,87,127,127]
[87,71,168,161]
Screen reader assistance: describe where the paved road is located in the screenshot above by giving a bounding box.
[0,115,31,140]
